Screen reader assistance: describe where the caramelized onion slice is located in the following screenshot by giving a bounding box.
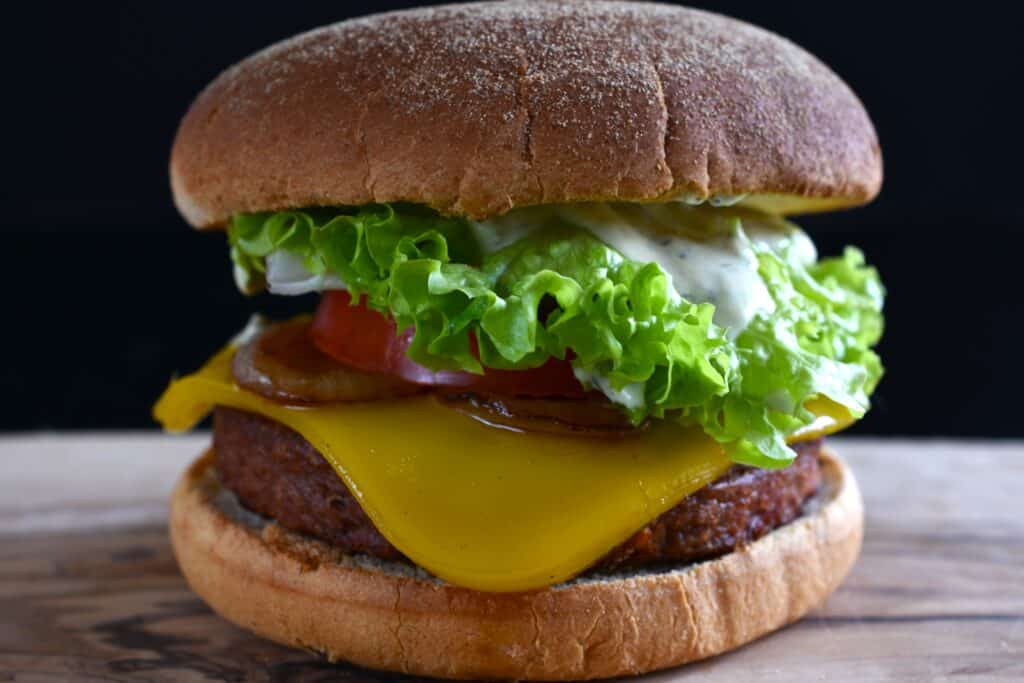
[438,392,643,438]
[232,320,424,404]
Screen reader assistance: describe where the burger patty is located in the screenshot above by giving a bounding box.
[213,407,822,573]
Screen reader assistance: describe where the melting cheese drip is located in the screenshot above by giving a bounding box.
[155,346,854,593]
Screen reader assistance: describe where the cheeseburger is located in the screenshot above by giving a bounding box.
[156,1,885,679]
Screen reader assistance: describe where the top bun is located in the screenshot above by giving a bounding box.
[170,0,882,228]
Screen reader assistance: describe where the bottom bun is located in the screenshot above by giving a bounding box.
[170,447,863,680]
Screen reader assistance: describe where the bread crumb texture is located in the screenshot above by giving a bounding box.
[171,1,881,227]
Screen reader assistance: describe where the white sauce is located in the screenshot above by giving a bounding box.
[472,202,817,409]
[573,204,772,334]
[470,216,538,254]
[477,202,815,337]
[750,227,817,268]
[265,251,345,296]
[573,368,646,410]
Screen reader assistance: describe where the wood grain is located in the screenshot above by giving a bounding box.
[0,436,1021,681]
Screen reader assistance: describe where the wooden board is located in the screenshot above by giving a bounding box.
[1,435,1022,681]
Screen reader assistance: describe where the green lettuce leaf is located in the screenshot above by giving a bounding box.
[229,204,884,468]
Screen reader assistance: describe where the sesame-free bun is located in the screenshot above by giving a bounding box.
[170,447,863,680]
[170,1,882,228]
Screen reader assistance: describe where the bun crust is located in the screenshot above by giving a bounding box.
[170,447,863,680]
[170,1,881,227]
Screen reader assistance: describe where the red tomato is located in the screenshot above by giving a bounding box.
[310,291,585,398]
[310,291,408,374]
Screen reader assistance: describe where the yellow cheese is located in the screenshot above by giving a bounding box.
[154,346,854,592]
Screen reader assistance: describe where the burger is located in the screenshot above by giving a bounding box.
[156,1,884,679]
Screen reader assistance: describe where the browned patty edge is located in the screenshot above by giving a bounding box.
[212,407,821,574]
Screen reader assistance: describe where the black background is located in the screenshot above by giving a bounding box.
[2,2,1021,435]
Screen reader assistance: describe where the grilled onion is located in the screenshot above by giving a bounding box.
[232,320,424,404]
[438,392,643,437]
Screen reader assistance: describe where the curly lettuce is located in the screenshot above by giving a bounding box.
[229,203,884,468]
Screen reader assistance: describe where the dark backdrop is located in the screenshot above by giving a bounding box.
[2,2,1020,435]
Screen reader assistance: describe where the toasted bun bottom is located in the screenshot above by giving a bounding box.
[170,447,862,680]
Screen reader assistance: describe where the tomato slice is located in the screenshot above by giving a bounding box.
[311,291,586,398]
[310,291,408,374]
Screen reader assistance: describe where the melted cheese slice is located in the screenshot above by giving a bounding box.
[154,347,854,592]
